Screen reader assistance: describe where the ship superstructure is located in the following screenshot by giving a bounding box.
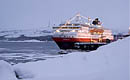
[52,13,114,50]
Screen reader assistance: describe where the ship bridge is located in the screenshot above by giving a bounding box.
[53,13,93,32]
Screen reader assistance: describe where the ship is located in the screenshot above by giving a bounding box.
[52,13,114,50]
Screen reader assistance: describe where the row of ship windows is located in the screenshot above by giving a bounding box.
[59,24,81,26]
[55,30,104,34]
[53,27,80,29]
[55,31,111,36]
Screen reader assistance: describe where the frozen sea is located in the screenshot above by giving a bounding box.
[0,41,61,64]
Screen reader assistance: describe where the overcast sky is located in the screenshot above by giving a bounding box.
[0,0,129,32]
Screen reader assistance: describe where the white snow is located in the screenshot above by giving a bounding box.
[6,40,44,42]
[13,37,130,80]
[0,29,52,38]
[0,60,17,80]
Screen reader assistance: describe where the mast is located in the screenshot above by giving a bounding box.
[65,13,92,24]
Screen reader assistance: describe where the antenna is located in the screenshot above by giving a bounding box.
[65,13,92,24]
[48,20,50,27]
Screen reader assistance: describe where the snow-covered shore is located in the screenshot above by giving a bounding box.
[13,37,129,80]
[0,37,129,80]
[0,29,52,38]
[5,40,45,42]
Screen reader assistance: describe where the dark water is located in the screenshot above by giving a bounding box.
[0,41,61,64]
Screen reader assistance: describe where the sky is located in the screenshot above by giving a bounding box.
[0,0,129,32]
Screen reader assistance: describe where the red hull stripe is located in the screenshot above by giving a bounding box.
[52,37,107,42]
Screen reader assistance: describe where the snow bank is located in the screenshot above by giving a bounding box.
[0,60,17,80]
[14,37,130,80]
[14,67,34,79]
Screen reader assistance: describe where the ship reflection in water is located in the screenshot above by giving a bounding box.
[52,13,114,51]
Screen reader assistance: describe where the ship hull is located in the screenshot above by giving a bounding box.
[53,37,106,50]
